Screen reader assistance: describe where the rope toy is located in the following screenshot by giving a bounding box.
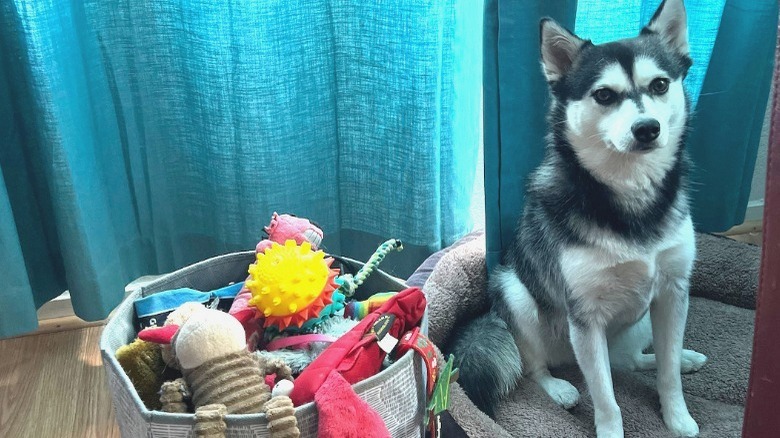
[337,239,403,298]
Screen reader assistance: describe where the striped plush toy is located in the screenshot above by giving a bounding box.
[140,307,300,438]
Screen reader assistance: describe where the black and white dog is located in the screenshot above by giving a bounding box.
[450,0,706,436]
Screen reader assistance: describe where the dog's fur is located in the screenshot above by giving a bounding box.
[449,1,707,436]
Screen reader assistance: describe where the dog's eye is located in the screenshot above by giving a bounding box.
[650,78,669,95]
[593,88,617,105]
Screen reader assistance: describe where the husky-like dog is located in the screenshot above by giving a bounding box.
[449,0,707,436]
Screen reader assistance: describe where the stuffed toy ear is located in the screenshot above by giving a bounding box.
[138,324,180,344]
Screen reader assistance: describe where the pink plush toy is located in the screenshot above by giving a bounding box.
[255,212,323,253]
[230,213,325,349]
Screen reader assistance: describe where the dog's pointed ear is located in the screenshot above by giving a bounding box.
[540,18,585,83]
[643,0,689,56]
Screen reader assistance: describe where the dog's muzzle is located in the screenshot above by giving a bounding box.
[630,118,661,152]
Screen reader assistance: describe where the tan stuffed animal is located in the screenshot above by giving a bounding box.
[159,301,206,369]
[142,307,299,438]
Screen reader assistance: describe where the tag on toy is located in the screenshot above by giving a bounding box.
[377,333,399,354]
[370,313,395,340]
[370,313,398,353]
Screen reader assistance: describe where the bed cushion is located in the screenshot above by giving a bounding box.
[407,231,757,437]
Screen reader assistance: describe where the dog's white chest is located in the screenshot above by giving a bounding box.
[559,216,695,327]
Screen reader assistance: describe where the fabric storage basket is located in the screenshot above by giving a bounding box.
[100,251,428,438]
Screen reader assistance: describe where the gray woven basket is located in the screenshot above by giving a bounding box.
[100,251,427,438]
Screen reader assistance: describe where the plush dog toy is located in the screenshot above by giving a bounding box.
[140,307,299,438]
[158,301,208,369]
[139,308,270,412]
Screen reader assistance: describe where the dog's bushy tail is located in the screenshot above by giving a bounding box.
[446,311,522,417]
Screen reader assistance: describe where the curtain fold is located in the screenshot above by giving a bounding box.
[686,0,777,230]
[485,0,778,269]
[484,0,579,269]
[0,0,482,338]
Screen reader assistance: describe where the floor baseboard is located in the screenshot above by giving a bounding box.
[722,220,764,236]
[31,275,165,337]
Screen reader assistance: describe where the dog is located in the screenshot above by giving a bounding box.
[449,0,707,436]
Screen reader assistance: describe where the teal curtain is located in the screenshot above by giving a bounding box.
[485,0,778,269]
[0,0,483,338]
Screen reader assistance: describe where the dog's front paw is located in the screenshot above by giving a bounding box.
[680,350,707,374]
[595,408,624,438]
[596,422,624,438]
[664,411,699,437]
[539,376,580,409]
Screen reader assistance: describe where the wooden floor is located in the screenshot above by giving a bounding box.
[0,325,120,438]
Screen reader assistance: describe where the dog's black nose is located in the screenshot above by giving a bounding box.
[631,118,661,143]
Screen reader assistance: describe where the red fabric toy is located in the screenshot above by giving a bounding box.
[289,287,426,406]
[315,370,391,438]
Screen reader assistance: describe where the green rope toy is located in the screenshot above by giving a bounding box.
[337,239,403,298]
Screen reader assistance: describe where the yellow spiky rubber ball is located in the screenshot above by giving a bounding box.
[246,240,338,330]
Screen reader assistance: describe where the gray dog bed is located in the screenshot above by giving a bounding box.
[406,232,758,437]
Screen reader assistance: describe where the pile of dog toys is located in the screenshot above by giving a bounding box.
[115,213,439,438]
